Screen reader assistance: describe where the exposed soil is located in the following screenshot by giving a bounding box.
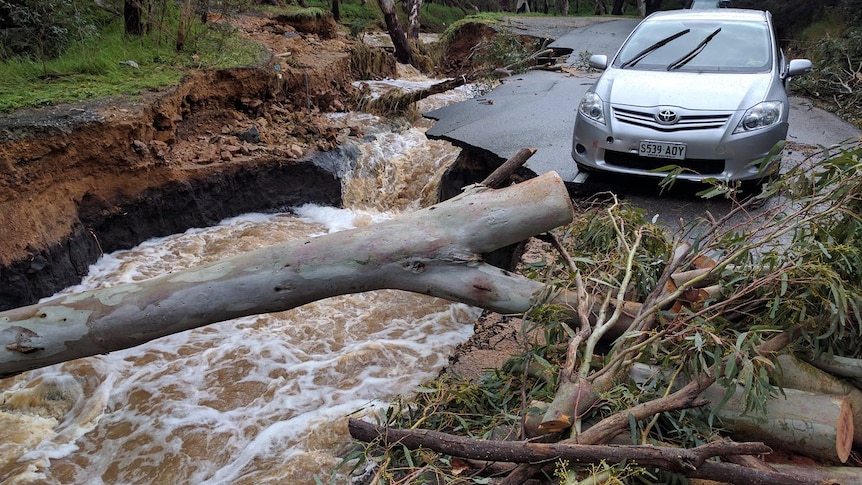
[0,12,380,309]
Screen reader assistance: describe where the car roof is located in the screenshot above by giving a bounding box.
[645,9,769,22]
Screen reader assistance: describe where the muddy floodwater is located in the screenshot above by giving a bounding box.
[0,76,482,484]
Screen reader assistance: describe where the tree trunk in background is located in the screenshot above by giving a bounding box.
[611,0,625,14]
[593,0,609,14]
[176,0,194,51]
[645,0,662,14]
[407,0,421,40]
[332,0,341,21]
[378,0,412,63]
[124,0,142,36]
[197,0,209,23]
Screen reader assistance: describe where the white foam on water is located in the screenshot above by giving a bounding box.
[1,76,480,484]
[1,206,480,485]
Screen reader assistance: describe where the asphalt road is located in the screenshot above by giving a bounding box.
[424,18,861,218]
[424,18,642,182]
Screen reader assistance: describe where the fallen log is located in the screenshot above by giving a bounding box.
[631,361,855,463]
[700,383,854,463]
[773,352,862,448]
[348,419,827,485]
[0,171,574,378]
[805,353,862,379]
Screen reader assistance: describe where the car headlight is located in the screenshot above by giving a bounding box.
[734,101,783,133]
[578,92,605,125]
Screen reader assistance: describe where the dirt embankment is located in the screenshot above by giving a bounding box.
[0,13,387,310]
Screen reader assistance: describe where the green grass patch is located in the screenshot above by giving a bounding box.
[0,14,267,113]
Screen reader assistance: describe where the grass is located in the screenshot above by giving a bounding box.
[0,8,267,112]
[0,0,456,113]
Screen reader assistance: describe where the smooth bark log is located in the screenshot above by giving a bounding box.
[0,172,574,378]
[700,383,854,463]
[774,352,862,447]
[806,353,862,379]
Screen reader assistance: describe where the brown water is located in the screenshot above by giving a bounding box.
[0,73,481,485]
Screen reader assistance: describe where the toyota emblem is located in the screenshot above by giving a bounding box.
[656,108,680,125]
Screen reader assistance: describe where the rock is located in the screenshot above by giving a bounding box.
[131,139,148,155]
[150,140,169,159]
[287,144,304,158]
[28,255,48,273]
[239,126,260,143]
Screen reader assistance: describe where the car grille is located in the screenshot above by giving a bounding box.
[604,150,725,175]
[613,107,731,132]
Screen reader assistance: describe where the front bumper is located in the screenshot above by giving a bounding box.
[571,110,788,182]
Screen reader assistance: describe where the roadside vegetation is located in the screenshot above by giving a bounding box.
[339,140,862,485]
[2,0,861,123]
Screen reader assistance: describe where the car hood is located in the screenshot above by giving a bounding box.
[595,69,774,111]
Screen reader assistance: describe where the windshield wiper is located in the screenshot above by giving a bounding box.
[667,28,722,70]
[619,29,691,69]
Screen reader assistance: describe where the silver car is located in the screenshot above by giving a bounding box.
[571,9,812,184]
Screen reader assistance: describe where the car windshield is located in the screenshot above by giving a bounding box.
[614,19,772,73]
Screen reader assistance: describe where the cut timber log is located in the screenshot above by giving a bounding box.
[0,172,574,378]
[773,352,862,448]
[701,383,854,463]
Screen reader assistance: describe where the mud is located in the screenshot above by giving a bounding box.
[0,13,374,310]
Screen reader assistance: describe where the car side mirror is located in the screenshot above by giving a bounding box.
[786,59,813,77]
[589,54,608,70]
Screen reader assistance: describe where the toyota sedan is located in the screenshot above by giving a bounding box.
[571,9,812,185]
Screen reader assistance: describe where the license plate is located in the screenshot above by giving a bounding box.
[639,141,686,160]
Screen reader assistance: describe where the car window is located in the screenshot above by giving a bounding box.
[614,19,772,73]
[688,0,733,8]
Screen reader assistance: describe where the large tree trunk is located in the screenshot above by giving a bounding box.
[0,172,573,378]
[700,383,854,463]
[331,0,341,22]
[378,0,412,63]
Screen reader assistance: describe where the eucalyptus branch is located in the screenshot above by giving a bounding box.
[580,229,643,377]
